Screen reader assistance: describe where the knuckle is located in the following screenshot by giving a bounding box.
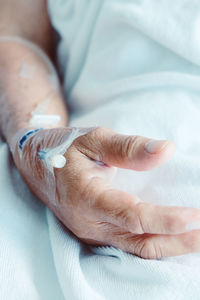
[91,126,107,139]
[77,126,108,160]
[137,239,162,259]
[122,136,141,159]
[115,206,143,234]
[115,208,131,229]
[135,202,149,233]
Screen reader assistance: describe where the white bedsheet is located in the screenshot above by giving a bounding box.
[2,97,200,300]
[1,0,200,299]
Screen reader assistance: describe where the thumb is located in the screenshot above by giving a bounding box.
[80,127,176,171]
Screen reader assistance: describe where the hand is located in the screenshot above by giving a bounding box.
[13,127,200,259]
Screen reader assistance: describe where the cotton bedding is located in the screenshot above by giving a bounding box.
[1,0,200,299]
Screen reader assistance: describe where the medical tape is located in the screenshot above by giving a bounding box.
[19,128,43,150]
[16,127,96,205]
[38,127,94,171]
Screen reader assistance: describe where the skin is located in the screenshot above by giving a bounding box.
[1,0,200,259]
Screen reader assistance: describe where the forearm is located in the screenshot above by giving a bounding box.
[0,0,68,148]
[0,39,68,147]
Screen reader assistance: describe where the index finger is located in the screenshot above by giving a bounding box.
[88,177,200,235]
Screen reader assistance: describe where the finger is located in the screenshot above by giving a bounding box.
[82,221,200,259]
[76,127,176,171]
[59,148,200,236]
[81,220,200,259]
[88,177,200,235]
[106,230,200,259]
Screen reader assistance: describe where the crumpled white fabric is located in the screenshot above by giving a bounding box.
[1,0,200,299]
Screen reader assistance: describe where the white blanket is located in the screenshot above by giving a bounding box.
[1,0,200,299]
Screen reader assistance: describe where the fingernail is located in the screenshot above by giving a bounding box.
[145,140,169,154]
[186,221,200,231]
